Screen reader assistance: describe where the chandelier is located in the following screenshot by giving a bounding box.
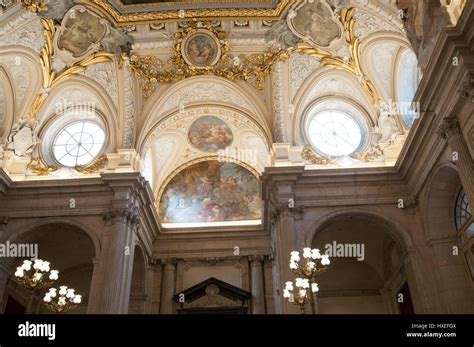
[44,286,82,313]
[283,247,330,314]
[15,259,81,313]
[15,259,59,290]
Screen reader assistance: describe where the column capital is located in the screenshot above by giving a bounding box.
[102,207,140,226]
[161,258,177,270]
[248,255,265,266]
[457,72,474,102]
[437,115,462,140]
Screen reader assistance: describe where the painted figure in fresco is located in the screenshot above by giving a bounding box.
[159,161,261,224]
[188,116,233,152]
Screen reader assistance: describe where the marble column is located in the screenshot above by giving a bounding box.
[273,204,300,314]
[438,115,474,204]
[249,255,265,314]
[87,208,137,314]
[160,258,176,314]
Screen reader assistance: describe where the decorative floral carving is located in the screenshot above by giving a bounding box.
[289,53,321,99]
[128,21,289,98]
[122,65,135,149]
[301,145,334,165]
[161,82,253,115]
[83,62,118,105]
[75,154,108,174]
[272,61,285,142]
[353,8,403,40]
[0,17,45,54]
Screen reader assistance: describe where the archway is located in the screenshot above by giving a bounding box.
[311,214,411,314]
[128,245,147,314]
[1,222,96,314]
[423,164,474,313]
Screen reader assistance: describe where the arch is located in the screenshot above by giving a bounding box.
[292,67,378,147]
[35,76,119,152]
[422,161,461,241]
[0,66,15,141]
[6,218,101,261]
[137,76,271,150]
[128,242,148,313]
[304,208,413,251]
[0,47,42,120]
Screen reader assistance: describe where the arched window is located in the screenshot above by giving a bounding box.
[52,121,105,167]
[455,187,472,231]
[396,49,421,128]
[41,109,108,168]
[455,187,474,280]
[304,99,369,158]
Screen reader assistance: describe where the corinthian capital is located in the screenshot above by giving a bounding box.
[437,116,462,140]
[457,72,474,103]
[102,207,140,226]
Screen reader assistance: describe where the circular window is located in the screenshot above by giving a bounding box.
[308,111,362,157]
[53,121,105,167]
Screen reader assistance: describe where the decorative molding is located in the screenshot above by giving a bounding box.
[301,146,334,165]
[82,62,118,105]
[272,61,285,142]
[0,16,45,54]
[122,66,135,149]
[289,53,321,100]
[128,21,289,98]
[353,8,403,40]
[87,0,296,25]
[20,0,49,13]
[399,197,418,215]
[75,154,108,174]
[437,116,462,140]
[0,11,35,37]
[27,157,58,176]
[160,81,254,115]
[293,8,381,105]
[457,72,474,103]
[351,145,383,162]
[102,207,140,225]
[131,40,173,50]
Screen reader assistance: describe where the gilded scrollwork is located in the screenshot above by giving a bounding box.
[128,21,290,98]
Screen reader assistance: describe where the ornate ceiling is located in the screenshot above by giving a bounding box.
[89,0,294,24]
[0,0,465,227]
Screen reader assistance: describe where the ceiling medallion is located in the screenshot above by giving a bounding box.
[287,0,345,53]
[128,21,289,98]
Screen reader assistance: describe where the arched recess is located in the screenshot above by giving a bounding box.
[35,76,119,155]
[136,75,272,150]
[128,243,147,314]
[292,68,378,147]
[0,47,42,121]
[0,66,15,141]
[0,221,98,314]
[141,104,270,197]
[359,32,412,101]
[422,162,474,313]
[308,211,412,314]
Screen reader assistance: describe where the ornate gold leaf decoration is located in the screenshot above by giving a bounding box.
[301,146,335,165]
[27,158,58,176]
[28,19,114,119]
[128,21,289,98]
[75,154,108,174]
[292,8,380,105]
[87,0,295,25]
[20,0,49,13]
[351,145,383,162]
